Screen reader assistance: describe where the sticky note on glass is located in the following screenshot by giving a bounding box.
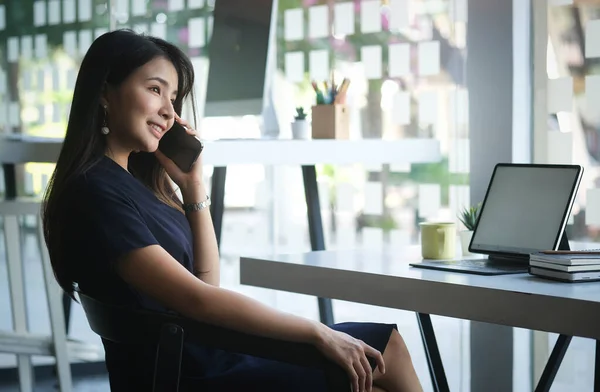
[37,69,46,92]
[586,188,600,226]
[79,30,92,57]
[0,69,6,94]
[334,2,354,36]
[188,18,206,48]
[585,75,600,110]
[284,8,304,41]
[450,88,469,125]
[392,91,410,125]
[7,37,18,63]
[389,43,410,77]
[361,45,382,79]
[78,0,92,22]
[0,5,5,31]
[309,5,329,38]
[547,131,572,164]
[132,0,147,16]
[169,0,185,12]
[19,36,32,60]
[361,0,382,33]
[448,139,469,173]
[418,41,440,76]
[586,20,600,58]
[207,16,214,42]
[116,0,129,17]
[418,184,441,219]
[285,51,305,83]
[67,69,77,90]
[151,23,167,40]
[34,1,46,27]
[547,77,572,113]
[309,50,329,81]
[63,31,77,58]
[389,0,409,30]
[48,0,61,25]
[23,71,33,91]
[449,0,467,22]
[418,91,438,125]
[189,0,205,9]
[0,103,7,130]
[63,0,76,23]
[51,65,60,90]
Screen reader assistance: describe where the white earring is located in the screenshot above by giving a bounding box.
[101,105,110,135]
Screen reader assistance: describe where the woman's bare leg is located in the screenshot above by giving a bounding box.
[372,328,423,392]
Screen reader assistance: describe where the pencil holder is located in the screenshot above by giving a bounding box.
[311,104,350,139]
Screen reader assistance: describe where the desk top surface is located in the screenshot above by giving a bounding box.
[241,246,600,338]
[241,246,600,303]
[0,136,441,166]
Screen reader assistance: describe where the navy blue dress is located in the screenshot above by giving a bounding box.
[65,156,396,391]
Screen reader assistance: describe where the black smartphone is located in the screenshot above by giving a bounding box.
[158,121,203,172]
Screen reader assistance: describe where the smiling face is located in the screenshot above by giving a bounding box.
[102,56,179,165]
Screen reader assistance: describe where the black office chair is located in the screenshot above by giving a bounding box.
[77,289,351,391]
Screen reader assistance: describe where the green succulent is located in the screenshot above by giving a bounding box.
[294,107,307,120]
[458,203,481,231]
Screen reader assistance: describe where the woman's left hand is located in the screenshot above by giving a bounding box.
[154,113,205,197]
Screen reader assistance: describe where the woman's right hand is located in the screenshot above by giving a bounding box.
[314,325,386,392]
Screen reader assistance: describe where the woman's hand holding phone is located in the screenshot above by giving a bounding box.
[154,114,205,199]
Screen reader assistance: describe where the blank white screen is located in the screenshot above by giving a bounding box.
[470,166,580,254]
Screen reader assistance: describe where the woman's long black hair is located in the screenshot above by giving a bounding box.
[42,29,197,298]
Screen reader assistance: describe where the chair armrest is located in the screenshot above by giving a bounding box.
[78,291,349,390]
[158,313,331,369]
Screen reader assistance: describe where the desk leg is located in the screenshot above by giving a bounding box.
[595,340,600,392]
[3,163,17,199]
[301,165,334,326]
[210,166,227,249]
[534,334,571,392]
[416,313,449,392]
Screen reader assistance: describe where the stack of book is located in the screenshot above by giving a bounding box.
[529,251,600,282]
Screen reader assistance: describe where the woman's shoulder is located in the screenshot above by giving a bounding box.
[70,158,133,202]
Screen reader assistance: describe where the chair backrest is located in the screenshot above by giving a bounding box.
[78,291,162,343]
[77,290,351,392]
[77,290,184,391]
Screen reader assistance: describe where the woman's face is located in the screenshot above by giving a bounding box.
[103,56,179,155]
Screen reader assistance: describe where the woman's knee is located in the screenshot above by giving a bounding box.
[385,328,411,358]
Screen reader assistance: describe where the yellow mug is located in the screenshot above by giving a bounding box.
[420,222,456,259]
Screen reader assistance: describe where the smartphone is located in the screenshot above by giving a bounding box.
[158,121,204,172]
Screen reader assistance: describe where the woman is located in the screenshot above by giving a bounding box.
[42,29,423,392]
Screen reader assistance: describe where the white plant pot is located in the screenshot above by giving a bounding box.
[460,230,474,256]
[291,120,310,140]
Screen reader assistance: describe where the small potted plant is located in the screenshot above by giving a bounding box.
[458,203,481,256]
[291,107,310,139]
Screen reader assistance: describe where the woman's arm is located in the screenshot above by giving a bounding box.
[116,245,386,392]
[182,184,220,286]
[116,245,320,343]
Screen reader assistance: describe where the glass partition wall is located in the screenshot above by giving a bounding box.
[0,1,471,390]
[532,0,600,390]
